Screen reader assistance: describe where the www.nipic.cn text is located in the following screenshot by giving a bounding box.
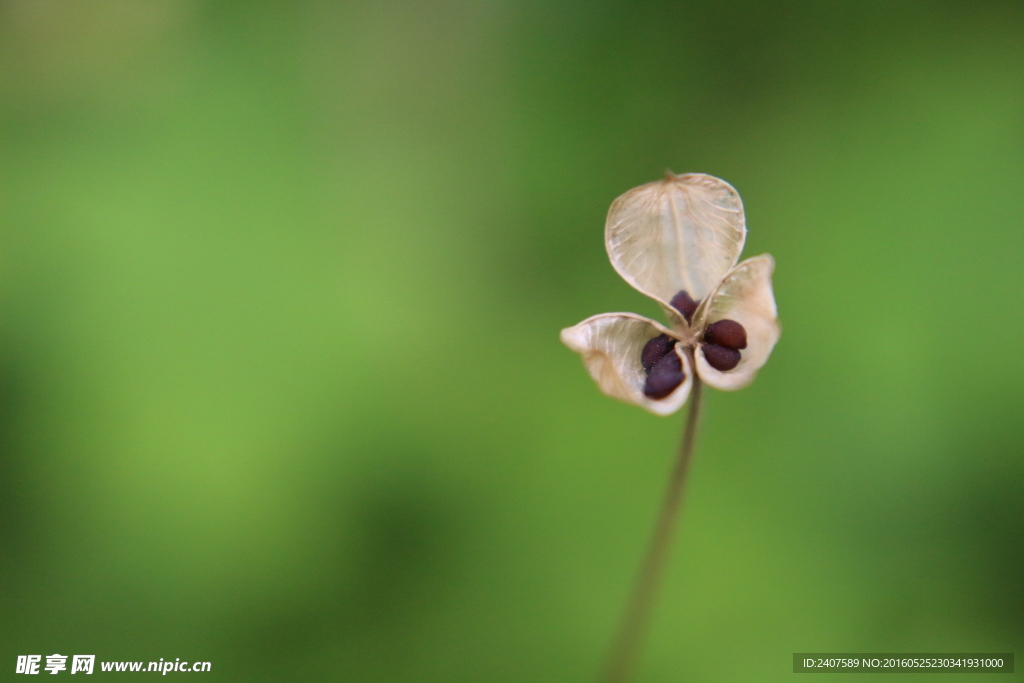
[15,655,212,675]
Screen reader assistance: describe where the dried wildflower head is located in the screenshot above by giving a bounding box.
[561,172,780,415]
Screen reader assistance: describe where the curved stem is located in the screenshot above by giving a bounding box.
[599,373,704,683]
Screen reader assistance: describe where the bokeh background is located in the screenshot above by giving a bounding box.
[1,1,1022,681]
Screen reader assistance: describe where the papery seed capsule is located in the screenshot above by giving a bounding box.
[703,319,747,350]
[643,350,685,399]
[701,343,741,371]
[640,334,675,373]
[670,290,700,324]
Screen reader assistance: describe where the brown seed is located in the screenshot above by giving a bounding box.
[670,290,700,324]
[640,334,675,373]
[643,350,686,399]
[703,319,747,350]
[701,343,741,371]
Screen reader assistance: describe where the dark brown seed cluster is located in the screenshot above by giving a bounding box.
[700,318,747,372]
[640,334,685,399]
[670,290,700,323]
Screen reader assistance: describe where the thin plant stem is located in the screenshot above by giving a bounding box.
[599,372,704,683]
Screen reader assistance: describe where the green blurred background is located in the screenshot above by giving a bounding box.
[1,1,1022,681]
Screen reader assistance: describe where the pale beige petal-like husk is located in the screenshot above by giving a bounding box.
[560,313,692,416]
[694,254,780,391]
[605,173,746,313]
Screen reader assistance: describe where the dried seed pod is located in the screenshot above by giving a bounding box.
[560,312,692,415]
[701,343,741,372]
[703,319,747,350]
[669,290,700,323]
[562,173,779,412]
[694,255,779,391]
[643,351,686,399]
[640,334,676,373]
